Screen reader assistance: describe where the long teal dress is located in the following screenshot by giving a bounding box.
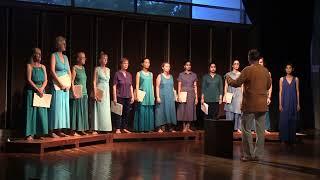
[24,66,48,136]
[134,71,155,132]
[70,66,89,131]
[93,67,112,131]
[49,52,70,130]
[155,74,177,127]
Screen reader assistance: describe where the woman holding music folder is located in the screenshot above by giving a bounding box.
[224,59,243,133]
[70,52,89,136]
[24,48,49,141]
[49,36,71,138]
[134,58,155,132]
[177,60,198,132]
[155,62,177,133]
[112,57,134,134]
[92,51,112,133]
[201,62,223,120]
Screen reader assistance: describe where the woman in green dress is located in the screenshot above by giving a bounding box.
[70,52,89,136]
[92,51,112,133]
[24,48,48,140]
[155,62,177,133]
[49,36,71,138]
[134,58,155,132]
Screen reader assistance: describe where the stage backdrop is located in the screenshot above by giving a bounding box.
[0,3,256,131]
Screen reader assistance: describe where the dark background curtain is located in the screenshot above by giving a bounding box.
[242,0,315,130]
[310,0,320,130]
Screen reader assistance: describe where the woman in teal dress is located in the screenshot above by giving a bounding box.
[24,48,48,140]
[70,52,89,136]
[92,51,112,133]
[155,62,177,133]
[49,36,71,138]
[134,58,155,132]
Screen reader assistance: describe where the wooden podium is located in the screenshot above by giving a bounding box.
[204,119,233,159]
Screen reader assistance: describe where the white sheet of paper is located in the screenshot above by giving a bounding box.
[111,102,123,116]
[33,93,52,108]
[54,74,71,90]
[179,92,188,103]
[135,90,146,102]
[201,103,209,115]
[225,92,233,104]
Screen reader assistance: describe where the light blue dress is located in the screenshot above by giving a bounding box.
[92,67,112,131]
[224,71,242,130]
[155,74,177,127]
[49,52,70,130]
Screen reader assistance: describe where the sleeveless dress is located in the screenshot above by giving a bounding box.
[134,71,155,132]
[49,52,70,130]
[70,66,89,131]
[155,74,177,127]
[24,66,48,136]
[92,67,112,131]
[279,77,298,143]
[176,72,197,122]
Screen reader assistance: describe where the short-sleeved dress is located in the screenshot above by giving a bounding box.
[24,66,48,136]
[155,74,177,127]
[224,71,242,114]
[49,52,70,130]
[92,67,112,131]
[177,72,197,122]
[70,66,89,131]
[134,71,155,132]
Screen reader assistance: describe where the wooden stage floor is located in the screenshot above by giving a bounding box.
[4,131,298,154]
[1,136,320,179]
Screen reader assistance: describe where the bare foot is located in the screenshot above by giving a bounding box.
[170,129,176,133]
[158,129,164,133]
[182,129,187,133]
[92,131,98,135]
[236,129,242,133]
[59,132,69,137]
[50,132,59,138]
[187,128,194,132]
[26,136,33,141]
[74,132,81,137]
[123,129,132,133]
[116,129,121,134]
[265,130,271,134]
[81,131,88,135]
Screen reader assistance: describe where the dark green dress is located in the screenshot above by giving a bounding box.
[24,66,48,136]
[70,66,89,131]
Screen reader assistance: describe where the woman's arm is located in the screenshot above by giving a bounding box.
[156,74,161,103]
[223,79,228,102]
[219,76,223,104]
[71,66,77,97]
[296,77,300,111]
[279,77,283,112]
[92,67,98,101]
[26,64,40,92]
[50,54,65,89]
[194,81,198,105]
[130,85,134,104]
[40,65,48,94]
[201,76,206,104]
[112,73,118,103]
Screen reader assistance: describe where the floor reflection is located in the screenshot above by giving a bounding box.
[1,139,320,180]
